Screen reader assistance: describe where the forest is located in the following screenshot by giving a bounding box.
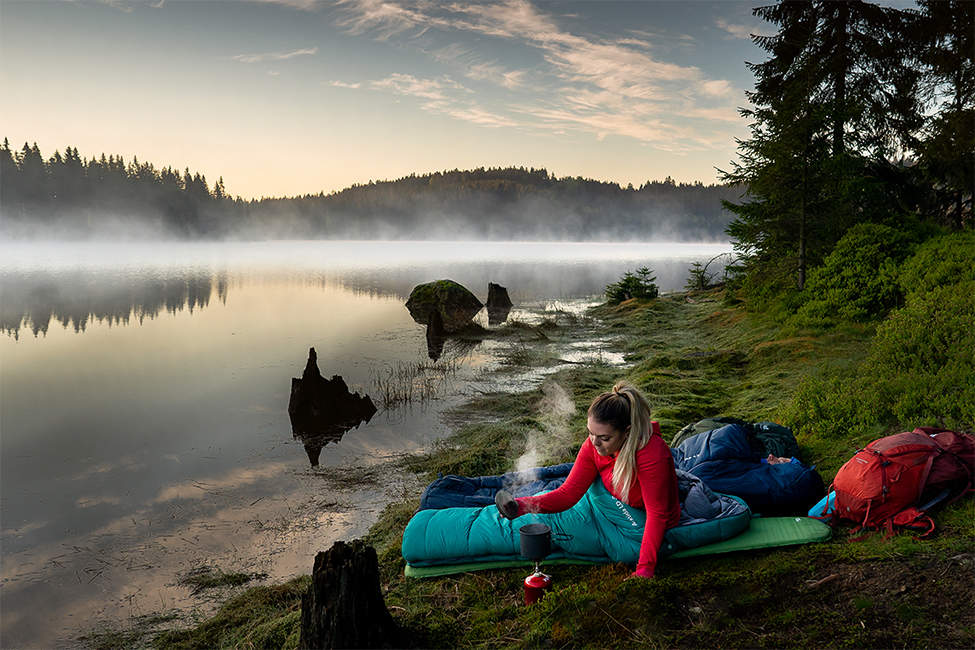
[0,144,739,241]
[720,0,971,297]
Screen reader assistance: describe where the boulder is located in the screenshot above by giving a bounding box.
[486,282,512,309]
[405,279,482,332]
[300,540,399,649]
[486,282,513,326]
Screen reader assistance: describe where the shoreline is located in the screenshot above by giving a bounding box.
[86,289,975,649]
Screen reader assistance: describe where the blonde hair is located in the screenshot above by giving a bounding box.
[588,381,653,504]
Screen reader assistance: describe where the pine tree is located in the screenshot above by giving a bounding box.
[913,0,974,228]
[721,0,920,291]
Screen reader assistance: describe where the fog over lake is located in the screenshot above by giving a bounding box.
[0,240,730,646]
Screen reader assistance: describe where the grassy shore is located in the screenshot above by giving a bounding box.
[110,289,974,649]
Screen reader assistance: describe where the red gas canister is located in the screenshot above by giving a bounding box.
[523,571,552,605]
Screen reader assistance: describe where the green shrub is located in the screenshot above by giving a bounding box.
[605,267,658,304]
[784,279,975,441]
[864,280,975,429]
[898,230,975,298]
[782,366,873,441]
[797,223,916,323]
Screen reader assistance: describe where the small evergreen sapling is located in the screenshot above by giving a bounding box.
[605,267,658,304]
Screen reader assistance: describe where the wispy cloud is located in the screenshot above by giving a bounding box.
[335,0,744,150]
[466,62,525,89]
[428,44,527,89]
[330,80,362,88]
[370,73,464,102]
[368,73,517,128]
[231,46,319,64]
[245,0,323,9]
[715,18,772,40]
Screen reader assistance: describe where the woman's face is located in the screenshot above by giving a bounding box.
[587,416,626,457]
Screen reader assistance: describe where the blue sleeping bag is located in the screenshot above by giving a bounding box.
[402,470,750,568]
[419,463,573,510]
[671,424,824,514]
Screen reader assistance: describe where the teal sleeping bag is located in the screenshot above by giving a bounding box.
[402,478,751,568]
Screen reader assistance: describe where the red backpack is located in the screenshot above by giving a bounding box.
[828,428,974,535]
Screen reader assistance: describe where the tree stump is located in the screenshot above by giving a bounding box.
[486,282,513,325]
[300,540,398,649]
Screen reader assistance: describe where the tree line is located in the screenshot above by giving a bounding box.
[0,142,739,241]
[722,0,972,294]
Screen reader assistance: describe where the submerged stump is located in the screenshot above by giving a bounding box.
[486,282,513,326]
[288,348,377,466]
[300,540,398,649]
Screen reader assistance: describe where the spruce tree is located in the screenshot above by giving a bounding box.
[721,0,919,291]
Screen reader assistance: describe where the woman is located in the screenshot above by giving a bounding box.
[496,382,680,578]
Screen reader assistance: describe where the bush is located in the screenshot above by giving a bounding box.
[784,279,975,440]
[782,366,873,441]
[898,230,975,298]
[796,223,916,323]
[605,267,658,304]
[864,280,975,429]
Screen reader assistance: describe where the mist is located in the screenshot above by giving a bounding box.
[2,141,742,243]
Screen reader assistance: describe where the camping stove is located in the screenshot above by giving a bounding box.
[523,562,552,605]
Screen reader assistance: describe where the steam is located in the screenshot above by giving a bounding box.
[503,381,576,498]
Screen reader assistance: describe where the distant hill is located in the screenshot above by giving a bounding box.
[1,141,741,240]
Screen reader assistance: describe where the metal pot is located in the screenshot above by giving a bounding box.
[519,523,552,560]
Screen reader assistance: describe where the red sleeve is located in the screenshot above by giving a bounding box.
[633,437,680,578]
[515,440,599,515]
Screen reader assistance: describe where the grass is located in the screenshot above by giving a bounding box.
[127,288,972,649]
[370,357,461,409]
[177,565,269,595]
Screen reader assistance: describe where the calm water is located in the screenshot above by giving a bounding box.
[0,240,730,646]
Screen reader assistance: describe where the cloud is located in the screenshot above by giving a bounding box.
[245,0,323,9]
[367,73,517,127]
[370,73,463,102]
[231,46,319,64]
[465,62,526,89]
[335,0,746,150]
[715,18,772,40]
[330,80,362,88]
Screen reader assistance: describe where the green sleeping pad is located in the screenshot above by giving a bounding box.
[669,515,830,558]
[404,516,830,578]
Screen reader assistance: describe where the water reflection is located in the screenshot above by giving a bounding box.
[0,241,731,340]
[0,269,227,339]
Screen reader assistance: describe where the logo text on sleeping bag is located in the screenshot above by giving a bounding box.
[614,498,640,527]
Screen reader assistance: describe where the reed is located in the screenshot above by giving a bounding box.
[371,357,461,409]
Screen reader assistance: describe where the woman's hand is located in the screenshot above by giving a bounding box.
[495,489,519,519]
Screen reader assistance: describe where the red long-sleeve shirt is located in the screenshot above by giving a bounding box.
[515,434,680,577]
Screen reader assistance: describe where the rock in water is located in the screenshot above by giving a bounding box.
[486,282,513,309]
[300,540,398,649]
[405,279,483,332]
[486,282,513,325]
[288,348,377,465]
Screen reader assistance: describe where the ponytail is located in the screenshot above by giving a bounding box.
[588,381,653,504]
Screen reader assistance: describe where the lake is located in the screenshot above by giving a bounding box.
[0,240,730,646]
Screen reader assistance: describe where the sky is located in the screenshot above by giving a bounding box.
[2,0,784,199]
